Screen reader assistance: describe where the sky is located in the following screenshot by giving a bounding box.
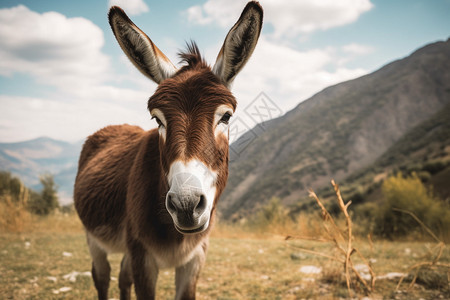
[0,0,449,144]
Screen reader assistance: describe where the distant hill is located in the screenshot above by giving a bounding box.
[0,137,82,204]
[220,38,450,220]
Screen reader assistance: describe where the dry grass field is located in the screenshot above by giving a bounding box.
[0,213,449,300]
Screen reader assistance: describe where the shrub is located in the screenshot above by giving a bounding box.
[0,171,26,203]
[28,174,59,215]
[374,172,450,240]
[248,197,289,231]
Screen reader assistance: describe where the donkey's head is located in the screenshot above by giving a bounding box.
[109,2,262,234]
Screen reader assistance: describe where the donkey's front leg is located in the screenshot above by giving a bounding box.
[128,239,159,300]
[175,241,208,300]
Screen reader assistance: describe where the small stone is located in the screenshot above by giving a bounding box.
[58,287,72,293]
[377,272,406,280]
[290,252,306,260]
[299,265,322,274]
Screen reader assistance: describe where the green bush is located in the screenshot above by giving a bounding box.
[248,197,289,230]
[374,172,450,240]
[0,171,24,202]
[28,174,59,215]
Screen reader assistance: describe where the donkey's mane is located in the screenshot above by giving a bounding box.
[178,41,209,71]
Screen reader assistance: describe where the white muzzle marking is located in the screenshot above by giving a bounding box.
[166,160,217,234]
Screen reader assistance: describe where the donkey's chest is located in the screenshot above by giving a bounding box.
[150,238,206,269]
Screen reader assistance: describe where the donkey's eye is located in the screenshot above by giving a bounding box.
[152,116,164,128]
[219,112,232,125]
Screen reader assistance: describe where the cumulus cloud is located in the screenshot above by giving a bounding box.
[0,94,153,143]
[0,5,110,91]
[186,0,373,38]
[108,0,149,15]
[227,37,368,123]
[0,5,156,142]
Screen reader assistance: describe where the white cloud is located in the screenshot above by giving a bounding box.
[186,0,373,38]
[0,5,110,91]
[227,37,369,127]
[186,0,243,27]
[108,0,149,16]
[342,43,375,55]
[0,94,154,143]
[0,5,157,142]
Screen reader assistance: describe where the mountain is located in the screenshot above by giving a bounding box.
[0,137,82,204]
[220,38,450,220]
[334,101,450,205]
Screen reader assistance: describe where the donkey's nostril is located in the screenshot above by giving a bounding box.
[167,194,177,213]
[195,195,207,214]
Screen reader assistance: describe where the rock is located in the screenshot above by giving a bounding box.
[377,272,406,280]
[52,287,72,294]
[299,265,322,274]
[63,271,91,282]
[290,252,307,260]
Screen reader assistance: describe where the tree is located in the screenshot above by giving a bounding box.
[28,174,59,215]
[0,171,24,202]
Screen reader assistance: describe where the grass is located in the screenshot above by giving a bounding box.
[0,213,449,299]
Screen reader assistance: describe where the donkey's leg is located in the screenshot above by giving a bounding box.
[175,241,208,300]
[119,253,133,300]
[128,239,159,300]
[87,235,111,300]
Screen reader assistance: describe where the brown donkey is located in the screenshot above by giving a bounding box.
[74,2,263,299]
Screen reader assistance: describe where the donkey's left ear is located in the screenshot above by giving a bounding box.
[108,6,177,84]
[213,1,263,87]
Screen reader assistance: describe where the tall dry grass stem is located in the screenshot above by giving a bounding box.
[287,180,376,297]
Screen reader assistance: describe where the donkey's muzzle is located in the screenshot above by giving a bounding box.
[165,172,210,234]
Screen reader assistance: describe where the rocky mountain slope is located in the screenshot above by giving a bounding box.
[220,38,450,219]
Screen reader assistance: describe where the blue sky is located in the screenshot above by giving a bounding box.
[1,0,449,143]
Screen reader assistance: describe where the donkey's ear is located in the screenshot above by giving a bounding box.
[212,1,263,87]
[108,6,177,84]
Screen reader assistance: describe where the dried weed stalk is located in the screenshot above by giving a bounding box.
[287,180,375,297]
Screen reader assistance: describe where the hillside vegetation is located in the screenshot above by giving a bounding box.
[0,171,60,232]
[0,137,82,203]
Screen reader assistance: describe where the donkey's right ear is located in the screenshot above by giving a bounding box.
[108,6,177,84]
[213,1,263,87]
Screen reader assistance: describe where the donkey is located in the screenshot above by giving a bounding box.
[74,2,262,300]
